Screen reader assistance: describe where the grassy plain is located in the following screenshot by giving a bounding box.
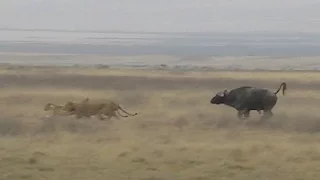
[0,65,320,180]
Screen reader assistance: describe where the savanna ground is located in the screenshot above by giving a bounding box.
[1,65,320,180]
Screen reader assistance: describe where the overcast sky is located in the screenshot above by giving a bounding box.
[1,0,320,33]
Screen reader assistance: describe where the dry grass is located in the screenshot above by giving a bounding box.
[0,65,320,180]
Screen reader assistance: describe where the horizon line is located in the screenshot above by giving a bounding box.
[1,28,320,35]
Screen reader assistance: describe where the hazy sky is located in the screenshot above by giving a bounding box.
[1,0,320,32]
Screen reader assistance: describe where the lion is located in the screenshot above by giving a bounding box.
[44,98,89,117]
[63,98,138,120]
[44,103,70,116]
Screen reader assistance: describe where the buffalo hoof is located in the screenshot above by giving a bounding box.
[237,110,250,120]
[260,114,273,122]
[237,115,247,120]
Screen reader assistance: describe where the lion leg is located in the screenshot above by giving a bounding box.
[56,109,72,117]
[103,111,120,120]
[110,111,120,120]
[52,108,66,116]
[102,113,113,120]
[52,111,58,117]
[75,112,83,119]
[97,112,106,120]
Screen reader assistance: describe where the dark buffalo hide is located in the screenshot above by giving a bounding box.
[210,82,287,120]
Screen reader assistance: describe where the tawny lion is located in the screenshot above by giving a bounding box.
[63,98,138,120]
[44,98,89,117]
[44,103,67,116]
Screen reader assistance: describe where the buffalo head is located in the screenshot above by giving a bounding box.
[210,89,228,104]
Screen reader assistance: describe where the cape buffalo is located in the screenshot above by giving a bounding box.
[210,82,287,120]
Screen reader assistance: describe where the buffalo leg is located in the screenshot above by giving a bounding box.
[237,110,248,120]
[237,111,243,120]
[244,110,250,118]
[260,110,273,121]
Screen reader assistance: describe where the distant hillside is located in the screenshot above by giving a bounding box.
[0,29,320,56]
